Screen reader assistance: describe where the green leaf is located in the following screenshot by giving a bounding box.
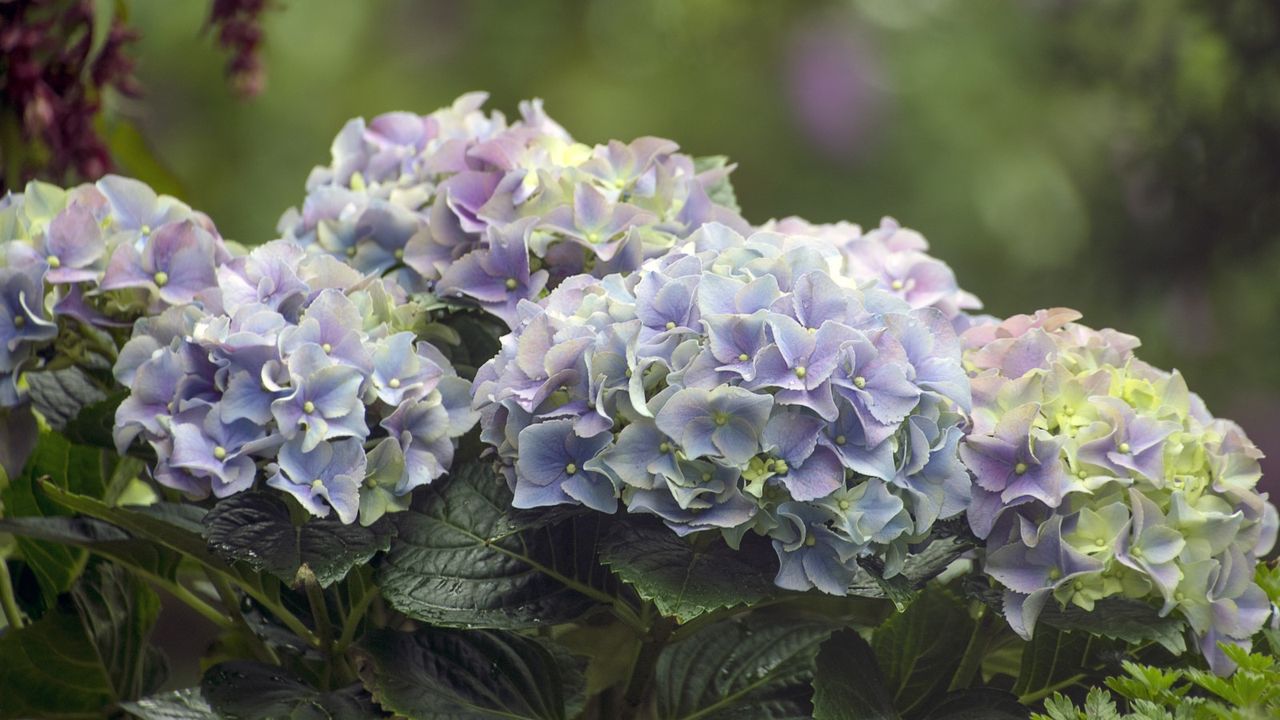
[61,389,128,450]
[871,587,973,716]
[1012,625,1098,701]
[377,461,611,629]
[811,628,900,720]
[2,431,112,602]
[203,492,394,588]
[598,517,777,623]
[655,614,834,720]
[26,365,109,431]
[201,662,379,720]
[37,481,277,608]
[1035,597,1187,655]
[0,561,162,719]
[693,155,741,212]
[355,626,585,720]
[122,689,219,720]
[920,689,1028,719]
[0,516,182,583]
[847,535,974,609]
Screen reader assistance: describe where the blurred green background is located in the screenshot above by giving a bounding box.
[114,0,1280,491]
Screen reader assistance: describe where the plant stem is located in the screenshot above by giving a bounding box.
[335,587,379,653]
[203,569,279,665]
[0,558,24,630]
[948,606,993,692]
[620,608,671,720]
[1018,673,1088,705]
[164,578,235,631]
[303,572,336,689]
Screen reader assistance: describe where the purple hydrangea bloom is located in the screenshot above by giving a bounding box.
[759,215,981,329]
[114,240,477,525]
[962,308,1279,673]
[280,93,749,325]
[474,223,972,595]
[0,176,230,409]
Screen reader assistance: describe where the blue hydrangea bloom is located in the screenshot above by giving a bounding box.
[114,240,478,525]
[961,308,1279,674]
[0,176,231,408]
[474,224,973,594]
[279,93,749,326]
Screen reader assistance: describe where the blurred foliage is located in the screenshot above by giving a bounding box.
[28,0,1280,491]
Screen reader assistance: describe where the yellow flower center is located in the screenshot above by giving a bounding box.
[890,279,904,291]
[505,277,518,290]
[565,463,578,475]
[213,446,227,461]
[322,343,332,353]
[804,535,817,547]
[1118,442,1131,453]
[838,499,850,511]
[1014,462,1028,475]
[46,255,60,268]
[835,435,847,445]
[853,375,867,389]
[738,353,749,362]
[394,248,404,260]
[665,321,676,330]
[794,366,807,379]
[310,479,324,490]
[302,401,316,414]
[153,271,169,287]
[389,378,401,389]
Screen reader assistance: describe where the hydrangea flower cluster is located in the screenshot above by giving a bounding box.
[960,308,1279,672]
[112,241,477,525]
[761,216,982,328]
[279,93,749,325]
[0,176,230,406]
[473,223,973,594]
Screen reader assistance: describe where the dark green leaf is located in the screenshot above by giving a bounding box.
[202,662,379,720]
[919,689,1028,719]
[355,627,585,720]
[203,493,394,588]
[377,461,610,629]
[1035,597,1187,655]
[61,389,128,450]
[811,628,900,720]
[1012,625,1096,700]
[122,688,220,720]
[0,516,182,582]
[598,517,777,623]
[26,365,109,431]
[0,562,161,719]
[656,614,833,720]
[693,155,741,212]
[2,431,112,602]
[848,536,973,609]
[872,588,973,716]
[37,481,275,604]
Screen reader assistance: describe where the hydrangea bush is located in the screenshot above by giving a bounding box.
[961,308,1278,672]
[1,94,1276,720]
[112,240,477,525]
[473,222,973,594]
[279,93,749,326]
